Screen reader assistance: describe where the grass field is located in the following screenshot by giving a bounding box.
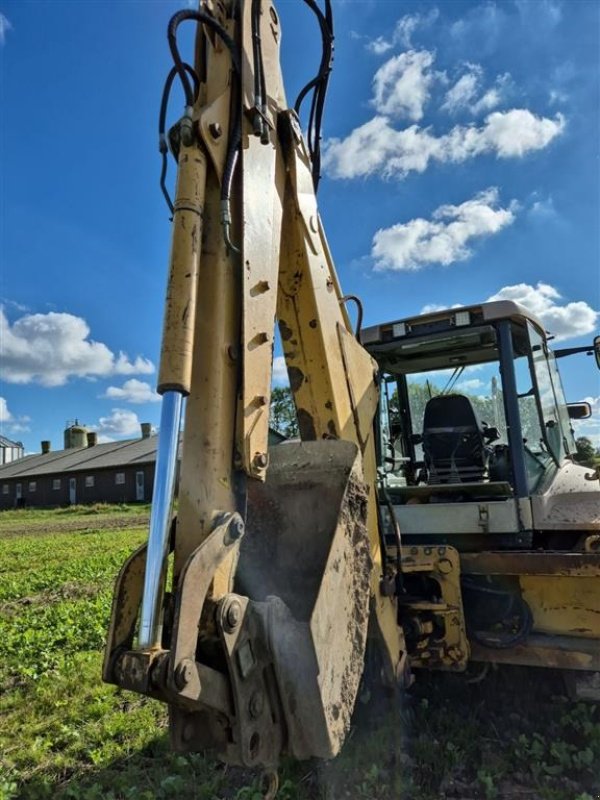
[0,505,598,800]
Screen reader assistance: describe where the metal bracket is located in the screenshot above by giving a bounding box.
[398,545,470,671]
[168,512,245,700]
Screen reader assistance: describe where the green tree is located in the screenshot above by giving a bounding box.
[269,386,299,438]
[575,436,596,465]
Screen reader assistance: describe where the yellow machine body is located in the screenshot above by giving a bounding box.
[104,0,600,773]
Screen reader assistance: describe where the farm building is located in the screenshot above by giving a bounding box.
[0,434,24,466]
[0,423,286,510]
[0,423,159,509]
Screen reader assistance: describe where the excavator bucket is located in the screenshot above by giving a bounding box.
[105,440,375,767]
[230,439,372,761]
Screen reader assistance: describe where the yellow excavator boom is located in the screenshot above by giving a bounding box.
[103,0,405,768]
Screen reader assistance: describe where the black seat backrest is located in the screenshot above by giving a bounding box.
[422,395,489,485]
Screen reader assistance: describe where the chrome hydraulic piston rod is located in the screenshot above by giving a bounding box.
[138,141,208,650]
[138,390,182,649]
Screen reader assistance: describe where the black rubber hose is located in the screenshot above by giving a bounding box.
[168,8,240,107]
[340,294,364,341]
[159,150,174,215]
[294,0,331,115]
[158,63,198,213]
[462,578,534,649]
[250,0,270,141]
[159,63,199,141]
[294,0,334,190]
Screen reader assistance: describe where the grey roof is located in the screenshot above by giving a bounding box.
[0,428,286,480]
[0,435,23,449]
[0,435,163,479]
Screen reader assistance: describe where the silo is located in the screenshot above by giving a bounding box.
[64,420,88,449]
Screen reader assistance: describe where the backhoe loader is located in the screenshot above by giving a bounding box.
[363,303,600,699]
[103,0,600,775]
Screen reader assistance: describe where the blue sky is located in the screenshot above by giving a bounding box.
[1,0,599,452]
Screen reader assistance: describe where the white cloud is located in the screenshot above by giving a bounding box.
[478,109,564,157]
[549,89,568,106]
[441,68,481,113]
[323,109,565,180]
[367,36,393,56]
[420,303,462,314]
[515,0,562,28]
[113,352,155,376]
[272,356,289,387]
[103,379,160,404]
[0,308,154,386]
[441,65,510,116]
[0,396,31,435]
[0,397,13,425]
[487,283,599,342]
[365,10,439,54]
[372,188,516,271]
[528,195,558,221]
[0,13,11,46]
[448,4,506,55]
[372,50,437,121]
[455,378,485,392]
[396,10,439,48]
[93,408,143,438]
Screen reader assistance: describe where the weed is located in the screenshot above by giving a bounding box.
[1,508,598,800]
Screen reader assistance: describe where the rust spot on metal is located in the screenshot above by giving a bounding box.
[297,408,316,440]
[279,320,293,341]
[288,366,304,393]
[248,332,269,350]
[250,280,270,296]
[182,302,190,325]
[309,319,317,329]
[325,400,333,410]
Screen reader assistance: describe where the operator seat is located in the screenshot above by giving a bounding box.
[422,394,491,485]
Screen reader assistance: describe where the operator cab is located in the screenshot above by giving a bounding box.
[362,301,589,506]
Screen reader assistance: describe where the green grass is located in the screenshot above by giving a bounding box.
[0,507,598,799]
[0,503,150,524]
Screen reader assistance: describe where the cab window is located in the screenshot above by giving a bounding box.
[528,323,567,462]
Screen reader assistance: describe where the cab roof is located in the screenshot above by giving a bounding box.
[361,300,547,345]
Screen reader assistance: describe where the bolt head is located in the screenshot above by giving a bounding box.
[249,690,264,719]
[232,518,244,539]
[174,658,195,690]
[225,598,242,632]
[253,452,268,469]
[438,558,453,574]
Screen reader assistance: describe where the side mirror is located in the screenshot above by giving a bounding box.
[567,402,592,420]
[595,335,600,370]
